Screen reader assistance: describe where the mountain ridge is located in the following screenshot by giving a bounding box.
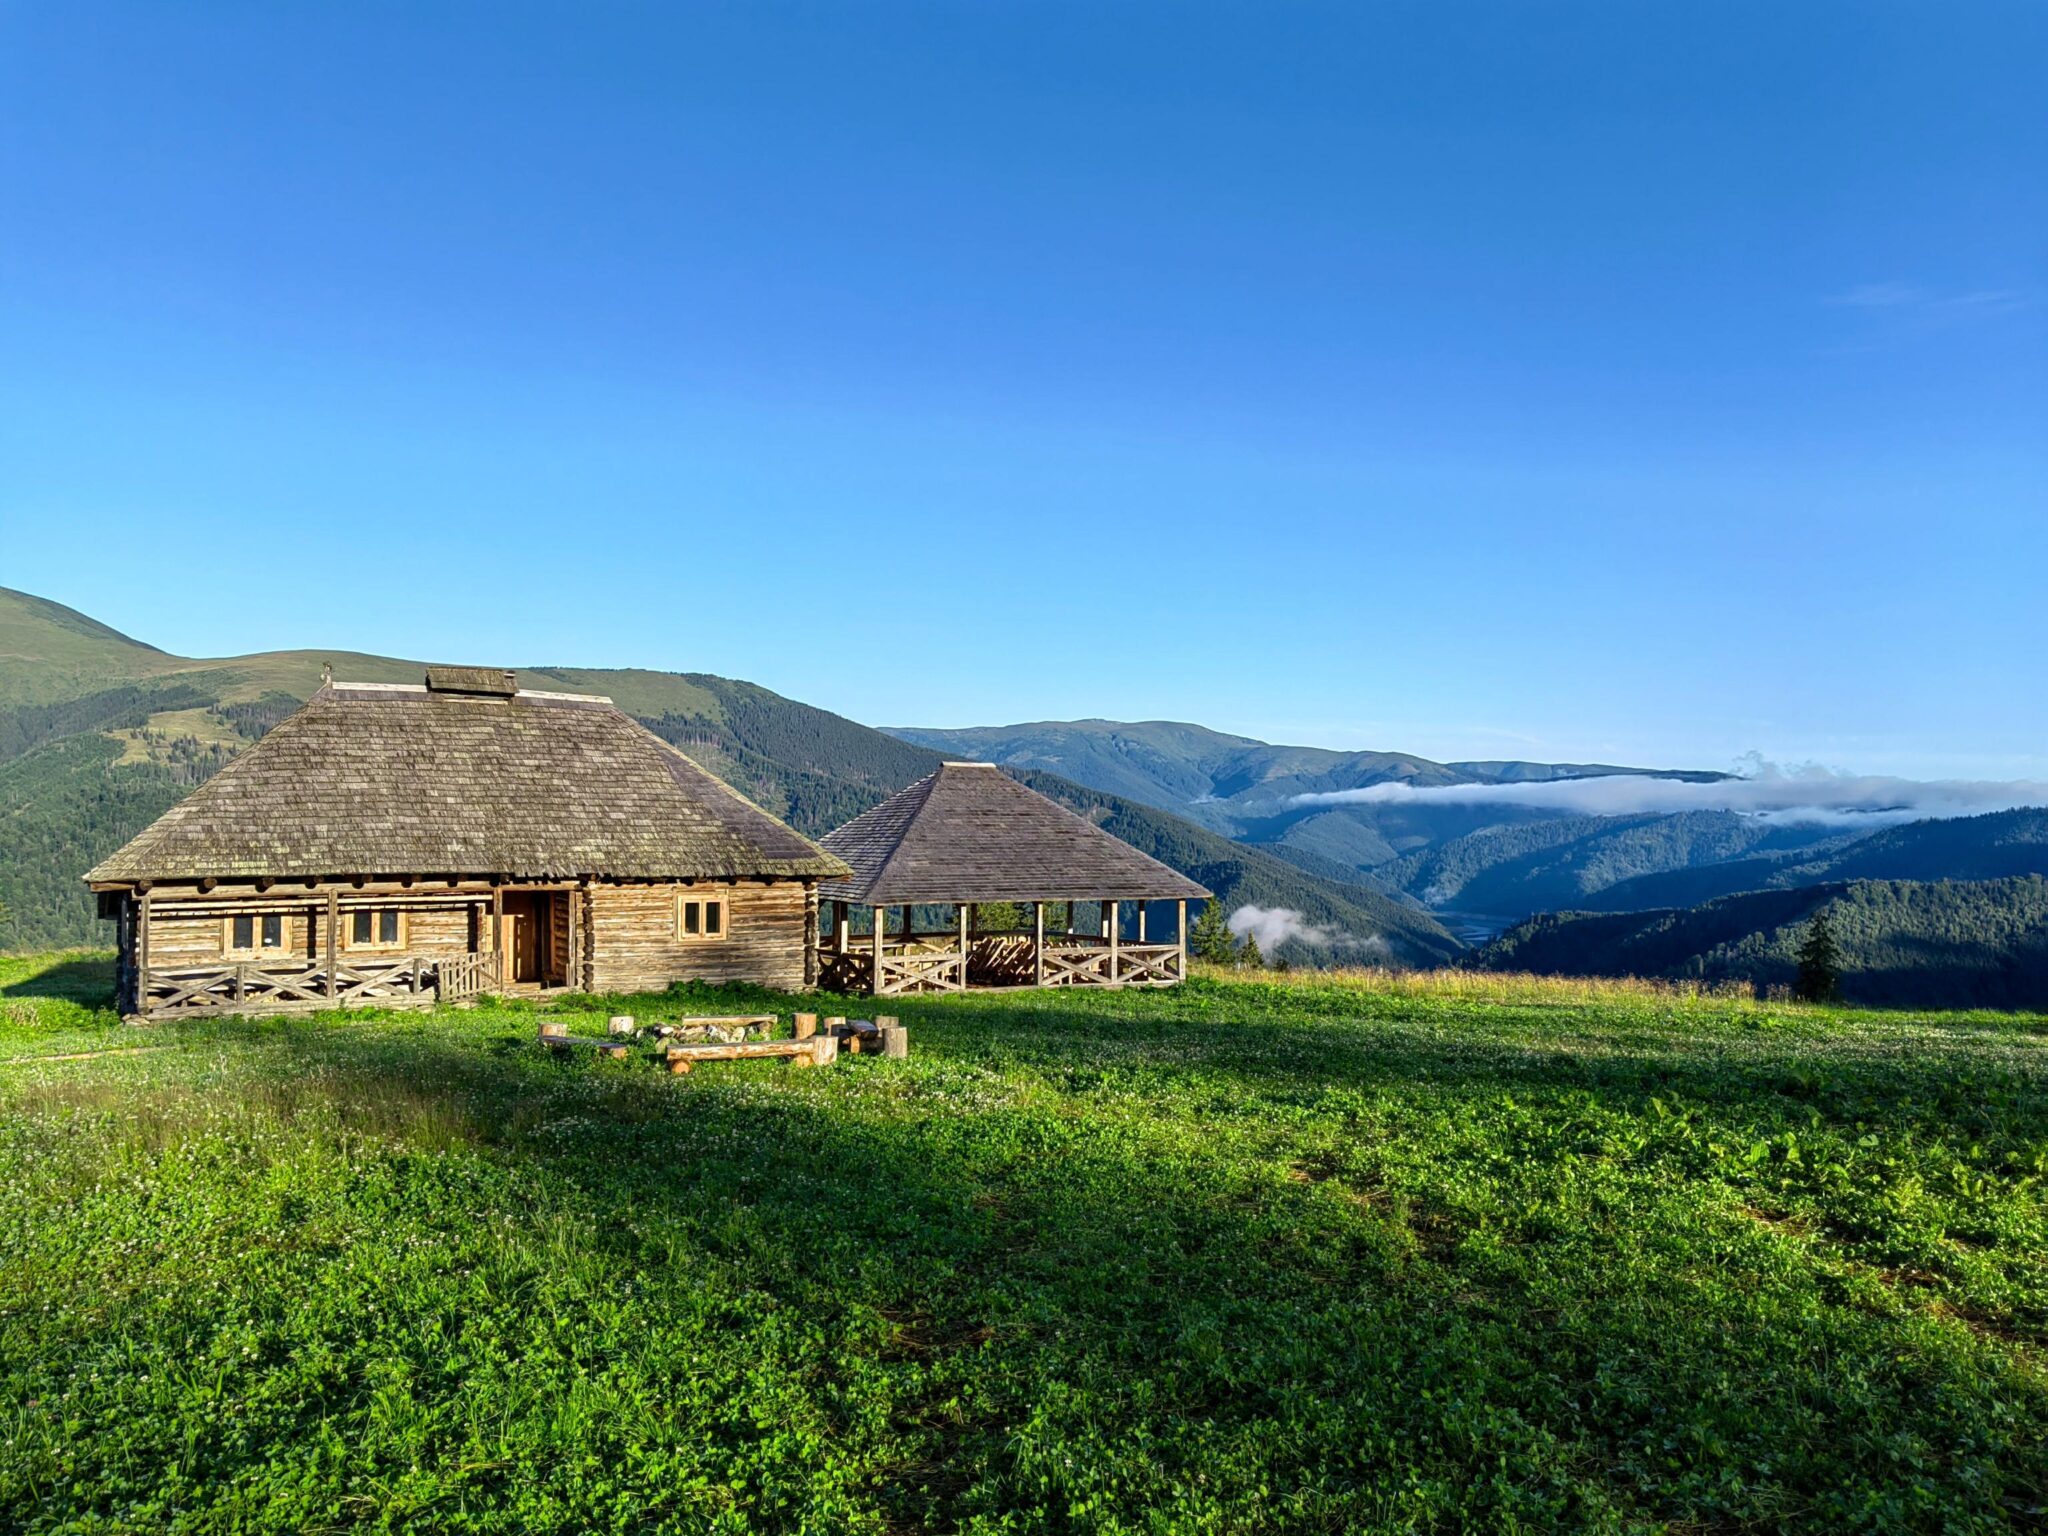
[0,588,1454,964]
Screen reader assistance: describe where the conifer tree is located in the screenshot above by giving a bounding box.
[1189,897,1235,964]
[1237,930,1264,968]
[1795,909,1844,1003]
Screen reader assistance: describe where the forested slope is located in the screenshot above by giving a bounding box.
[1476,875,2048,1008]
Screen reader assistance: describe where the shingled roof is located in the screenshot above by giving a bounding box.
[818,763,1210,905]
[87,678,849,885]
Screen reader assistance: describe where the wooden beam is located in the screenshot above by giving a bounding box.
[1033,901,1045,986]
[135,888,151,1008]
[1137,902,1147,942]
[1177,899,1187,982]
[872,907,884,998]
[1108,898,1120,982]
[958,903,969,991]
[567,886,583,991]
[324,888,339,1005]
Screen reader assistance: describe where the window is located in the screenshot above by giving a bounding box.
[677,894,726,941]
[224,912,287,957]
[346,908,404,949]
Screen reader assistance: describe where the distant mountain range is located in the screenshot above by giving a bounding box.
[8,589,2046,1003]
[891,717,2048,1005]
[886,718,1741,888]
[0,589,1454,965]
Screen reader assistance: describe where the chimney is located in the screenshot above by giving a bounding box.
[424,666,518,697]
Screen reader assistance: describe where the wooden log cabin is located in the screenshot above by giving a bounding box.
[86,667,851,1020]
[814,762,1211,995]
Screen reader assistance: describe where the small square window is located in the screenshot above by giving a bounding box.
[677,895,727,941]
[346,909,404,950]
[261,914,283,950]
[232,914,255,951]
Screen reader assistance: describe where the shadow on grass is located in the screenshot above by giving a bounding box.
[0,953,116,1005]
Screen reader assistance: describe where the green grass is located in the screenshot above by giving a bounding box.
[1,954,2044,1533]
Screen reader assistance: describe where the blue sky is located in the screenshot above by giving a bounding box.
[3,2,2043,777]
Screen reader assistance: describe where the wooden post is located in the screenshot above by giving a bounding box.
[794,1012,817,1041]
[1107,898,1120,983]
[881,1021,908,1059]
[1176,899,1187,982]
[957,904,969,990]
[136,888,152,1012]
[1033,901,1045,986]
[567,887,583,991]
[872,907,884,996]
[114,898,129,1014]
[803,883,819,989]
[1137,902,1148,942]
[834,899,849,953]
[324,888,339,1006]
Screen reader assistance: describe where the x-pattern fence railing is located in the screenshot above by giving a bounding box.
[140,955,480,1016]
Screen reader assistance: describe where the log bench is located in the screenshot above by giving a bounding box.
[662,1035,839,1074]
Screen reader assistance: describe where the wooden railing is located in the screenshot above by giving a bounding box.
[1042,940,1184,987]
[815,948,868,993]
[813,933,1185,992]
[140,956,442,1017]
[876,939,966,996]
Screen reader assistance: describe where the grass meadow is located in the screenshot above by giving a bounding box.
[1,951,2044,1533]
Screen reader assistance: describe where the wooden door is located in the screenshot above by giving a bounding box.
[498,899,544,984]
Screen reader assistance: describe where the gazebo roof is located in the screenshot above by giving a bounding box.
[818,763,1211,906]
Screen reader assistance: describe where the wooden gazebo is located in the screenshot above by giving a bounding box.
[814,762,1211,995]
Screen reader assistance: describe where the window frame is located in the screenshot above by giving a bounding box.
[343,907,408,952]
[676,893,728,942]
[223,911,288,958]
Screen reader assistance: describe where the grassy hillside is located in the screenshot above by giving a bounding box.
[2,954,2043,1532]
[1588,806,2048,913]
[0,589,1453,963]
[1477,875,2048,1009]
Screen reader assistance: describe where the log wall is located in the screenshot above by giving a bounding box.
[587,880,810,993]
[139,899,481,965]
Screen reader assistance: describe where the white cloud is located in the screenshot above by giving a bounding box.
[1286,762,2048,828]
[1828,281,1922,308]
[1227,904,1387,955]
